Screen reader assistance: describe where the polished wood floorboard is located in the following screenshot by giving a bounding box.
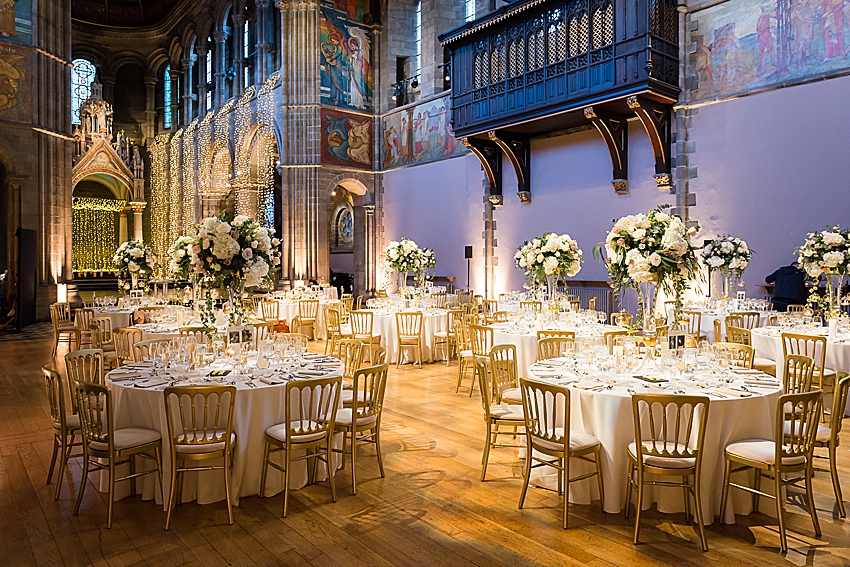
[1,332,849,566]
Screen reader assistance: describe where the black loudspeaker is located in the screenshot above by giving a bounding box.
[464,246,473,259]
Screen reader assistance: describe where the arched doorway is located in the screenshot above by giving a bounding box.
[71,177,128,276]
[328,187,355,294]
[321,177,374,298]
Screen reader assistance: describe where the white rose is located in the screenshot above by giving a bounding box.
[649,252,662,267]
[215,222,231,234]
[823,232,846,247]
[632,228,646,240]
[707,256,725,268]
[822,251,844,268]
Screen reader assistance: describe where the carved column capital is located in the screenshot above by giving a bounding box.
[129,201,147,214]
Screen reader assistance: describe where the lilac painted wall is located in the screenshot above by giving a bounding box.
[690,74,850,298]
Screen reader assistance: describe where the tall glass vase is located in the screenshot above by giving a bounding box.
[130,271,139,291]
[722,270,732,300]
[826,273,845,318]
[636,281,661,374]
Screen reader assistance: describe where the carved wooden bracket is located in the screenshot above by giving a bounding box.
[627,95,672,190]
[462,137,503,206]
[488,131,531,204]
[583,106,629,194]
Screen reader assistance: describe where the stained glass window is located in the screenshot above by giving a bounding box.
[71,59,96,125]
[205,46,213,112]
[163,64,172,129]
[243,20,251,87]
[414,0,422,74]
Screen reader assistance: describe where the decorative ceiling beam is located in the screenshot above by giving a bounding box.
[488,131,531,204]
[583,106,629,195]
[462,137,503,207]
[627,95,673,191]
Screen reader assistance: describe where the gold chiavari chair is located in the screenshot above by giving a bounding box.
[338,339,364,393]
[720,390,823,553]
[468,324,494,397]
[430,292,447,309]
[803,375,850,517]
[75,308,95,347]
[712,342,755,369]
[490,344,522,404]
[768,314,779,326]
[730,311,761,330]
[163,384,237,530]
[74,381,163,529]
[132,338,172,361]
[260,299,280,322]
[481,300,498,324]
[178,326,206,343]
[373,347,388,365]
[569,299,582,312]
[90,323,118,370]
[626,394,710,550]
[713,319,722,343]
[782,331,843,392]
[787,304,806,312]
[94,316,115,345]
[324,305,344,355]
[65,348,104,386]
[349,310,382,363]
[587,296,597,311]
[260,376,342,516]
[334,364,389,495]
[537,336,575,361]
[458,290,472,305]
[42,366,83,500]
[251,294,265,311]
[475,359,524,481]
[395,311,424,368]
[491,310,510,323]
[445,300,463,311]
[434,308,463,366]
[675,310,706,341]
[339,297,354,323]
[341,292,353,300]
[519,378,604,529]
[113,327,142,366]
[725,324,750,345]
[537,329,576,341]
[520,300,542,313]
[355,295,364,309]
[50,302,80,356]
[252,320,275,345]
[298,299,320,340]
[454,313,476,394]
[782,353,815,394]
[603,329,629,354]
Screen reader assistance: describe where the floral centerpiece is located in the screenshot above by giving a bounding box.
[795,226,850,317]
[113,240,156,291]
[602,205,701,331]
[514,232,583,301]
[167,235,197,281]
[702,235,753,299]
[383,238,435,289]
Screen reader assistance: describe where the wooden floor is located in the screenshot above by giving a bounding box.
[2,333,849,567]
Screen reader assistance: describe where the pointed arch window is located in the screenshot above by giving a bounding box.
[243,19,252,87]
[71,59,96,125]
[163,64,172,129]
[205,45,214,112]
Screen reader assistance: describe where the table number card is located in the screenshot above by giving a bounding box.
[668,330,686,351]
[227,325,253,346]
[736,291,746,301]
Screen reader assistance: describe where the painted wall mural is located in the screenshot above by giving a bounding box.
[382,96,467,170]
[321,108,373,169]
[690,0,850,102]
[0,41,29,123]
[332,0,370,24]
[320,6,373,112]
[0,0,32,45]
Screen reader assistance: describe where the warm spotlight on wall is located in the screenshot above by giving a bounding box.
[57,283,68,303]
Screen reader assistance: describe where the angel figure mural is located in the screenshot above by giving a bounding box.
[347,26,372,110]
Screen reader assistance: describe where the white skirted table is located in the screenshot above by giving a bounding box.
[678,308,777,342]
[102,354,344,505]
[526,361,782,524]
[273,299,339,339]
[90,307,134,329]
[369,309,447,364]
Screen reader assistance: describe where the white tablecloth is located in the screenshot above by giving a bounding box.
[132,323,181,341]
[103,357,344,506]
[90,308,134,329]
[274,299,338,339]
[492,323,622,377]
[675,309,775,343]
[526,364,781,524]
[371,310,447,364]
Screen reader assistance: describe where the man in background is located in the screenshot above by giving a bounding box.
[765,262,807,311]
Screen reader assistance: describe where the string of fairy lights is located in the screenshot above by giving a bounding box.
[149,135,169,277]
[182,121,197,235]
[169,129,183,248]
[71,197,126,274]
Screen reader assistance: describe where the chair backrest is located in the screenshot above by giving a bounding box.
[783,353,815,394]
[445,309,464,334]
[396,311,423,338]
[349,310,374,337]
[675,310,701,335]
[713,342,755,369]
[713,319,722,343]
[373,347,388,364]
[611,311,634,327]
[725,313,745,329]
[481,300,498,321]
[520,300,541,313]
[341,292,353,299]
[52,302,72,323]
[569,299,582,311]
[474,359,493,418]
[42,366,68,427]
[260,299,280,322]
[350,364,389,425]
[631,394,710,469]
[458,290,472,304]
[164,385,236,454]
[536,329,576,341]
[489,344,518,398]
[431,292,447,309]
[355,295,363,309]
[65,348,104,386]
[338,339,364,380]
[782,332,828,386]
[587,296,597,311]
[537,336,575,360]
[299,299,319,320]
[787,304,806,312]
[453,313,470,350]
[253,321,275,344]
[133,338,172,361]
[468,324,493,358]
[730,311,760,330]
[603,330,628,354]
[324,305,342,335]
[178,326,205,342]
[777,390,822,466]
[830,375,850,438]
[113,327,142,364]
[75,308,94,330]
[284,376,342,444]
[491,310,510,323]
[74,380,114,455]
[520,378,571,453]
[89,323,105,349]
[725,325,751,346]
[339,297,354,322]
[94,317,114,345]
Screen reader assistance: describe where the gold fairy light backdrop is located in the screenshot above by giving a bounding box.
[72,197,126,274]
[150,135,169,277]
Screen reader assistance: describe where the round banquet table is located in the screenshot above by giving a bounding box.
[89,308,134,329]
[491,322,623,377]
[526,361,782,524]
[102,355,344,505]
[370,309,447,364]
[273,299,338,339]
[131,323,181,341]
[673,308,776,343]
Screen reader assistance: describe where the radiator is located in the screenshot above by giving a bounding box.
[567,286,614,315]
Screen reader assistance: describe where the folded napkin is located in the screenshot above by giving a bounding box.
[109,371,140,381]
[572,381,604,390]
[731,368,763,375]
[532,370,562,378]
[743,378,781,386]
[297,369,327,376]
[134,378,168,389]
[712,387,752,398]
[303,354,322,360]
[259,375,286,385]
[537,360,566,367]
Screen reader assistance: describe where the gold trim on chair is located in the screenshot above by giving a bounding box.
[476,360,524,481]
[395,311,424,368]
[42,366,83,501]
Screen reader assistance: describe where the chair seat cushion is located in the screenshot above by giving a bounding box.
[340,324,352,335]
[725,439,806,466]
[534,428,600,453]
[174,431,237,454]
[459,349,474,358]
[500,387,523,404]
[89,427,161,452]
[341,389,372,404]
[54,413,81,431]
[434,331,454,339]
[628,441,695,469]
[753,358,776,375]
[335,407,378,427]
[783,421,831,444]
[266,421,327,444]
[489,404,525,421]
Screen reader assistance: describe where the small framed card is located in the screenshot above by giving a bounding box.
[129,290,144,299]
[668,330,686,351]
[227,326,253,345]
[736,291,747,301]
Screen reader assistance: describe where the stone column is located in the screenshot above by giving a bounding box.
[363,204,375,296]
[143,76,157,142]
[257,0,272,82]
[130,202,146,242]
[197,45,209,115]
[232,14,246,95]
[181,57,195,125]
[213,30,228,108]
[101,75,116,103]
[119,209,129,244]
